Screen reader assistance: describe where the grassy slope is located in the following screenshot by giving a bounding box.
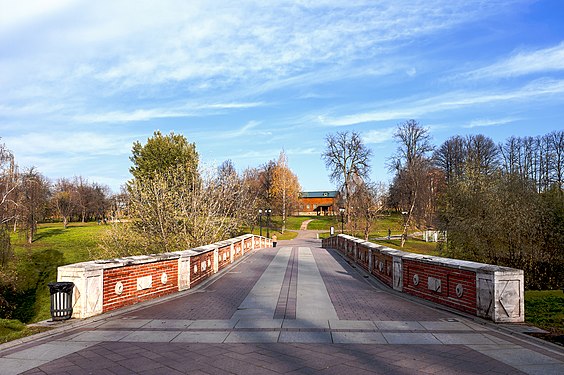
[372,238,440,256]
[0,319,52,344]
[12,222,103,263]
[524,290,564,332]
[10,223,105,323]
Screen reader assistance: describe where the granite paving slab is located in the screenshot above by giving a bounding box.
[332,332,387,344]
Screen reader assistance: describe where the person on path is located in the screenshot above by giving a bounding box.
[272,234,277,247]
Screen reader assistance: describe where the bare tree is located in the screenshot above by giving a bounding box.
[349,181,387,240]
[322,131,372,218]
[549,130,564,191]
[51,178,77,228]
[433,135,466,183]
[98,163,256,258]
[389,120,434,247]
[18,168,50,243]
[0,143,19,226]
[465,134,499,178]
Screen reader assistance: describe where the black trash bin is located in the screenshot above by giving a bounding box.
[48,281,74,321]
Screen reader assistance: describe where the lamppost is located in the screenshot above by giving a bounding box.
[339,207,345,234]
[266,209,272,238]
[258,209,263,237]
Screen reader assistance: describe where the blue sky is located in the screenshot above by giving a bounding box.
[1,0,564,193]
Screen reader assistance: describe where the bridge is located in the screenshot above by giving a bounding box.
[0,232,563,374]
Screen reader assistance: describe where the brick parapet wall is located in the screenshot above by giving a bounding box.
[57,234,272,319]
[103,259,179,313]
[322,234,524,323]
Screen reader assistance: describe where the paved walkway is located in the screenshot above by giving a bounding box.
[1,235,563,374]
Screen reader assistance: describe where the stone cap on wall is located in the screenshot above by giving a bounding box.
[58,234,263,272]
[331,234,523,275]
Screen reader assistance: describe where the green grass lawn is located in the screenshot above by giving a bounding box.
[269,215,336,231]
[247,227,298,240]
[7,222,107,324]
[0,319,52,344]
[12,222,105,265]
[524,290,564,346]
[371,238,441,256]
[525,290,564,331]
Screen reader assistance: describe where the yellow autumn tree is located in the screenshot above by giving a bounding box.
[270,151,301,233]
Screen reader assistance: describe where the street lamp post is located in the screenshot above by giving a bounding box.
[339,207,345,234]
[266,209,272,238]
[258,209,263,237]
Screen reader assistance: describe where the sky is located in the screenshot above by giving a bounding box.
[1,0,564,193]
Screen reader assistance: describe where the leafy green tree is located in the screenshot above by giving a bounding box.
[130,130,199,182]
[98,132,252,257]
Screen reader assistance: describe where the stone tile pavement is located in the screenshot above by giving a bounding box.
[0,236,563,374]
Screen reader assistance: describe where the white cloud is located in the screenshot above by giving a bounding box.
[3,132,132,157]
[363,127,396,144]
[73,102,265,123]
[406,68,417,77]
[1,1,517,101]
[0,0,76,34]
[317,78,564,126]
[464,41,564,80]
[217,121,266,139]
[463,117,518,128]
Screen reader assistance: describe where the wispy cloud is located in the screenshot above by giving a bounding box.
[0,1,516,102]
[464,42,564,80]
[363,127,396,144]
[463,117,519,128]
[72,102,265,123]
[317,78,564,126]
[3,132,132,157]
[216,121,271,139]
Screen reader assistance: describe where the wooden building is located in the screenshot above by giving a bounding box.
[297,191,339,216]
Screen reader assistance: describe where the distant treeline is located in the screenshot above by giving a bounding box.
[388,122,563,289]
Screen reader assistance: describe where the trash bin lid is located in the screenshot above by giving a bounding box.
[48,281,75,294]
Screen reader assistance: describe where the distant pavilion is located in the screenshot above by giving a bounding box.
[297,191,339,216]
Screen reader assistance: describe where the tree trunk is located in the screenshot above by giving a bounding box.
[282,180,286,234]
[401,192,417,248]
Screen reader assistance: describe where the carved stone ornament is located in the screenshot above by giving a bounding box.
[115,281,124,295]
[413,274,420,286]
[161,272,168,285]
[456,283,464,298]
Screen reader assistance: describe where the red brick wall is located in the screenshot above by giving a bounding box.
[233,241,243,260]
[371,252,393,287]
[217,245,231,271]
[103,259,178,313]
[403,259,477,314]
[357,244,369,271]
[244,238,253,252]
[190,252,215,287]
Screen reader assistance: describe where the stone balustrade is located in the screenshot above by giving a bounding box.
[322,234,524,323]
[57,234,272,319]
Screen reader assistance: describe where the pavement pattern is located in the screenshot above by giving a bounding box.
[1,235,563,374]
